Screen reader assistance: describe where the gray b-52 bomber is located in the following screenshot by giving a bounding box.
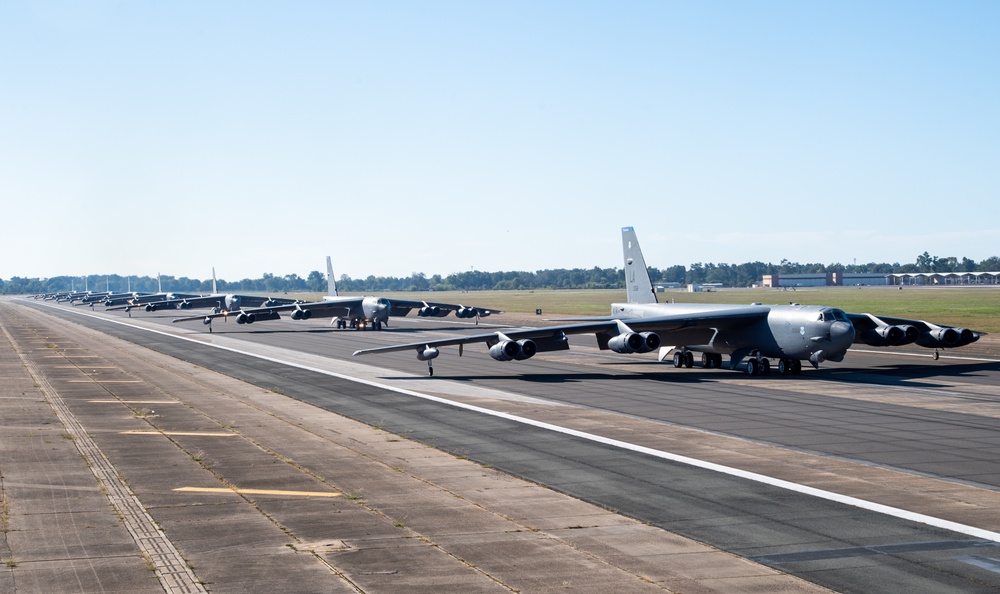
[172,257,501,330]
[353,226,983,376]
[107,268,298,314]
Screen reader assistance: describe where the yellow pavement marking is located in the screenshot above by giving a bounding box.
[121,431,238,437]
[68,379,143,383]
[90,400,177,404]
[174,487,342,498]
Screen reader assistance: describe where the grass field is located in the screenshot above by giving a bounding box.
[286,285,1000,333]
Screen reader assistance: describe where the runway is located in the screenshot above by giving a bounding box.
[11,297,1000,593]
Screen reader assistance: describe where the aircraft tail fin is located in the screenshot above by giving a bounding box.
[212,267,217,295]
[622,226,657,304]
[326,256,338,297]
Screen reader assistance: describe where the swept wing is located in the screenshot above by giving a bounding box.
[353,307,769,358]
[173,297,363,325]
[846,312,983,350]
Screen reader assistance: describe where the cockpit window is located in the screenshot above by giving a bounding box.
[822,309,849,322]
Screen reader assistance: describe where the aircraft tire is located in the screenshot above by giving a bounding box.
[745,359,759,376]
[702,353,714,369]
[760,358,771,376]
[778,359,791,375]
[684,352,694,368]
[673,352,684,368]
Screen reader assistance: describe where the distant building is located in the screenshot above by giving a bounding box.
[654,282,682,292]
[763,272,1000,287]
[888,272,1000,285]
[762,273,891,287]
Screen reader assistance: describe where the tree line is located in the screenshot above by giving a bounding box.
[5,252,1000,295]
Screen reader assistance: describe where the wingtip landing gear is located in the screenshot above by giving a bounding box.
[934,350,940,361]
[427,360,434,376]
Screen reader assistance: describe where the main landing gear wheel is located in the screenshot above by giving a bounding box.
[777,358,802,375]
[701,353,723,369]
[745,358,771,376]
[673,351,694,368]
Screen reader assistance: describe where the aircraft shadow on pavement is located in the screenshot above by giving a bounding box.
[196,327,342,335]
[201,325,478,335]
[378,359,1000,388]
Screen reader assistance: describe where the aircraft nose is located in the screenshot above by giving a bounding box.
[831,320,855,347]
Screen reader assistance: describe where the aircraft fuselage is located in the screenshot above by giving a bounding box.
[611,301,856,365]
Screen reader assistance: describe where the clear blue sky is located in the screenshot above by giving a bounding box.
[3,1,998,281]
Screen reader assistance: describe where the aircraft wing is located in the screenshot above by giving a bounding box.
[106,296,214,311]
[122,294,301,312]
[105,292,205,309]
[846,312,984,349]
[353,307,769,357]
[171,298,361,324]
[385,299,503,318]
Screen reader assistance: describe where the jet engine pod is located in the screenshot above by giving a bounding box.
[608,331,660,354]
[860,324,920,346]
[455,307,477,319]
[418,305,442,317]
[179,301,192,310]
[516,339,537,360]
[202,317,213,325]
[897,325,919,344]
[639,331,661,351]
[488,339,537,361]
[924,327,960,347]
[236,312,256,324]
[290,308,313,321]
[417,347,440,361]
[144,304,156,312]
[917,327,976,348]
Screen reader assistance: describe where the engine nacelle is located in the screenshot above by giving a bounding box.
[236,312,256,324]
[144,304,157,312]
[916,327,976,349]
[607,331,660,354]
[418,305,442,317]
[416,347,440,361]
[290,308,312,321]
[489,339,537,361]
[179,301,192,310]
[455,306,477,319]
[859,324,919,346]
[203,317,213,325]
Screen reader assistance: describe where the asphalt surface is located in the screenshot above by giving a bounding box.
[7,297,1000,593]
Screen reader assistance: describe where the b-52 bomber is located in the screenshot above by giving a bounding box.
[107,268,298,314]
[172,257,502,330]
[353,226,983,376]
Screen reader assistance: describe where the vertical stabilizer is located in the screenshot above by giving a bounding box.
[622,226,657,304]
[212,267,218,294]
[326,256,338,297]
[157,274,162,293]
